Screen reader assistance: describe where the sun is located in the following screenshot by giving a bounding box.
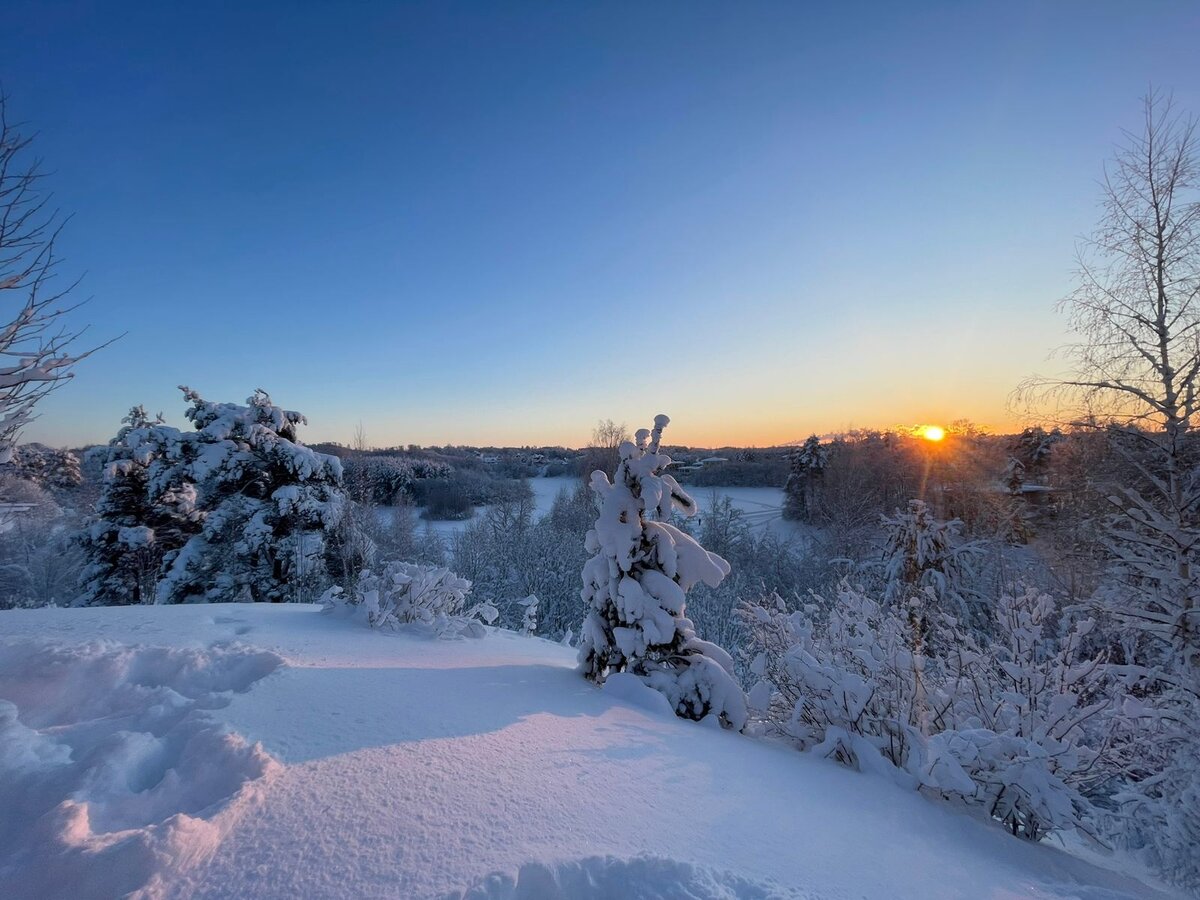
[919,424,946,442]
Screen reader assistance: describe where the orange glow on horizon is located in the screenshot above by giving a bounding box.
[919,425,946,442]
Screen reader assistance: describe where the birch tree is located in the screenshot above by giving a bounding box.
[0,91,101,457]
[1023,92,1200,669]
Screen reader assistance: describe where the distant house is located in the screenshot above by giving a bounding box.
[698,457,730,466]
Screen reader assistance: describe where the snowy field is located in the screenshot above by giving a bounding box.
[404,477,804,541]
[684,485,805,539]
[0,604,1175,899]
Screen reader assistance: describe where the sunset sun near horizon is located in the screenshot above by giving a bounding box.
[919,424,946,442]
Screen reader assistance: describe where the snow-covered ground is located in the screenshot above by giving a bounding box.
[0,604,1176,899]
[685,485,805,539]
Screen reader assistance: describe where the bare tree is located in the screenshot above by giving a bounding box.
[1020,91,1200,669]
[582,418,629,480]
[0,90,104,458]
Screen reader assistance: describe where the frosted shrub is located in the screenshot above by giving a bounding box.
[356,561,472,628]
[579,414,747,730]
[519,595,539,635]
[741,587,929,778]
[741,585,1116,841]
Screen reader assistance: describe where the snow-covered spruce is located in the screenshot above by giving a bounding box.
[78,406,175,606]
[578,414,747,729]
[782,433,827,522]
[80,389,346,605]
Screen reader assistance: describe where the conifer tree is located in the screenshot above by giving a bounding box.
[782,434,826,521]
[579,414,747,729]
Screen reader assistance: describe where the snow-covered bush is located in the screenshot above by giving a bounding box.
[324,561,497,637]
[0,477,82,608]
[741,584,1117,841]
[519,594,539,635]
[741,586,930,777]
[931,590,1112,840]
[356,561,472,628]
[579,414,747,730]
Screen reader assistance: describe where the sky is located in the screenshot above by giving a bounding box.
[2,1,1198,449]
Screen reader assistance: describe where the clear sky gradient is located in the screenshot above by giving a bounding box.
[3,1,1198,449]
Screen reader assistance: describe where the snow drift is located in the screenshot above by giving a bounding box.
[0,604,1179,899]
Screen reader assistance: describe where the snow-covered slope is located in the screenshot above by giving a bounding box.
[0,605,1177,899]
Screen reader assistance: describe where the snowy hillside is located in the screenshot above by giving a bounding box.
[0,605,1177,899]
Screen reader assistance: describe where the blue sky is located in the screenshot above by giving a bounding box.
[3,1,1198,448]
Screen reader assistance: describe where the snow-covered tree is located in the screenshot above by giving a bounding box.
[80,390,346,605]
[1109,698,1200,894]
[579,414,747,730]
[880,499,981,626]
[77,406,182,606]
[7,443,82,492]
[0,476,82,608]
[152,387,346,603]
[1018,93,1200,670]
[1010,427,1062,481]
[783,434,827,522]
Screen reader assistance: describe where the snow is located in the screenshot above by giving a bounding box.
[0,604,1179,899]
[686,485,809,539]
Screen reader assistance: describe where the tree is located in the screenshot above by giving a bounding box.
[0,91,104,457]
[80,389,347,605]
[578,414,747,729]
[1021,92,1200,669]
[880,499,981,626]
[783,434,827,521]
[77,406,180,606]
[1017,91,1200,889]
[9,442,82,492]
[582,418,629,481]
[154,387,347,603]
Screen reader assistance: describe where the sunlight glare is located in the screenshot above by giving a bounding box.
[920,425,946,442]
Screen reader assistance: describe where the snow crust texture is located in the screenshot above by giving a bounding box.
[0,605,1178,900]
[445,855,808,900]
[0,638,282,898]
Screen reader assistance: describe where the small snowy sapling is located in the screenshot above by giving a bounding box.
[578,414,747,730]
